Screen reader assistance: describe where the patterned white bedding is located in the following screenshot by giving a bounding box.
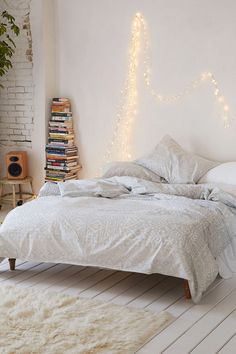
[1,177,236,303]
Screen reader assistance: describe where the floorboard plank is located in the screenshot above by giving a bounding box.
[129,277,181,309]
[80,271,131,298]
[95,273,147,302]
[146,284,184,313]
[111,273,165,306]
[0,261,43,282]
[1,263,56,286]
[164,289,236,354]
[36,265,85,290]
[218,334,236,354]
[137,276,236,354]
[0,258,8,266]
[19,263,71,288]
[67,269,117,296]
[52,267,100,293]
[190,309,236,354]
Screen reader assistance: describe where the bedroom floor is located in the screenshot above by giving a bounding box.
[0,258,235,353]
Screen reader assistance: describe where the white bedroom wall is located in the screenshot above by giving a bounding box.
[0,0,57,192]
[0,0,34,185]
[2,0,235,190]
[55,0,236,178]
[30,0,57,192]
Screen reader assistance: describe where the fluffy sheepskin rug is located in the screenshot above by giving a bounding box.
[0,285,173,353]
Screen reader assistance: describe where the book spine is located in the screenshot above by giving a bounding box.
[49,134,74,138]
[51,117,72,122]
[48,138,73,143]
[52,98,70,102]
[51,112,72,117]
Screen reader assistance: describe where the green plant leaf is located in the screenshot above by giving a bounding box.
[0,10,20,88]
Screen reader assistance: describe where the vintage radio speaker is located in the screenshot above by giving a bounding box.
[6,151,28,179]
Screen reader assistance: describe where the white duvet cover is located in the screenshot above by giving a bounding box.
[1,177,236,303]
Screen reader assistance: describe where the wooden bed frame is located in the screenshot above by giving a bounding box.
[8,258,192,299]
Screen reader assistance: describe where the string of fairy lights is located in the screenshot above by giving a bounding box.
[102,12,233,165]
[103,13,142,163]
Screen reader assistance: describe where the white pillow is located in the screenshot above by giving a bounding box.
[102,161,162,183]
[136,135,218,184]
[199,162,236,185]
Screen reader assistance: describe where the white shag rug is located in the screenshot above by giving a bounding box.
[0,285,173,354]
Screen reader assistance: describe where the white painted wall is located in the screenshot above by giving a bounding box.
[56,0,236,178]
[0,0,57,193]
[30,0,57,192]
[0,0,33,190]
[3,0,235,191]
[0,0,33,148]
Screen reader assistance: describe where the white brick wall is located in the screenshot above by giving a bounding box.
[0,0,33,149]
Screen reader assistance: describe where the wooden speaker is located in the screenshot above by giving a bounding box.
[6,151,28,179]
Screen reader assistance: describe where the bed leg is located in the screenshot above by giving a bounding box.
[8,258,16,271]
[183,279,191,299]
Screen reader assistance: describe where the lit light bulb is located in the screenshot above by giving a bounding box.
[201,72,208,80]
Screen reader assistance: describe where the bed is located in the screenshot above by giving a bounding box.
[1,135,236,303]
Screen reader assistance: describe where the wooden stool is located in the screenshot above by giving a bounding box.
[0,176,34,208]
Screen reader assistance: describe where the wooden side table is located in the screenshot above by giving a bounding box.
[0,176,34,208]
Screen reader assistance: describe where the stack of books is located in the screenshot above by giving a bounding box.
[45,98,81,182]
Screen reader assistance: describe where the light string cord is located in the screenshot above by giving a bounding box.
[101,12,233,171]
[141,13,231,128]
[102,14,141,165]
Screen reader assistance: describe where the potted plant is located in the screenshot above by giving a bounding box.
[0,10,20,88]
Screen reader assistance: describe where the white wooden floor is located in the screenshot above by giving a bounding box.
[0,258,236,354]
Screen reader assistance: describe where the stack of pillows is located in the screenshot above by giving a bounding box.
[103,135,236,194]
